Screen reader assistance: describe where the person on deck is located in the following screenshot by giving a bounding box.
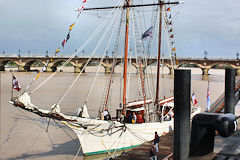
[137,114,144,123]
[103,109,111,120]
[154,132,160,153]
[119,114,126,123]
[149,145,157,160]
[133,112,137,123]
[127,113,133,123]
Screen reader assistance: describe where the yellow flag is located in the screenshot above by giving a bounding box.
[50,58,53,62]
[172,47,176,51]
[55,48,59,54]
[36,72,41,80]
[69,23,75,31]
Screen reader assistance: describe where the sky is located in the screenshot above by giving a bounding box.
[0,0,239,58]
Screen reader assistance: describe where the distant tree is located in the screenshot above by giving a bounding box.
[236,52,239,60]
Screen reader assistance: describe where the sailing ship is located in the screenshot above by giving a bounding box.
[9,0,200,156]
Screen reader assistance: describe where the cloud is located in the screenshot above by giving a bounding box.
[0,0,239,57]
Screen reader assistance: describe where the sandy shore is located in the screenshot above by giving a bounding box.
[0,66,235,160]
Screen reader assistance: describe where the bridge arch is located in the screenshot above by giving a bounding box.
[144,62,171,74]
[114,61,138,74]
[49,59,75,72]
[177,61,204,69]
[146,60,157,67]
[83,60,105,73]
[0,59,19,71]
[24,59,46,72]
[209,62,235,69]
[176,61,206,75]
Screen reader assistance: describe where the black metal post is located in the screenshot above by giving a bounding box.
[225,68,236,114]
[189,113,236,156]
[174,69,191,160]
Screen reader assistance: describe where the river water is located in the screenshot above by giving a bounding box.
[0,66,226,160]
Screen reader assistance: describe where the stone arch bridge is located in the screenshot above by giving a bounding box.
[1,56,240,75]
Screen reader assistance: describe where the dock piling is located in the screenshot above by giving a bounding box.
[225,68,236,114]
[174,69,191,160]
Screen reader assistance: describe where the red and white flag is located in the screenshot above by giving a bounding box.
[191,93,198,106]
[13,75,21,92]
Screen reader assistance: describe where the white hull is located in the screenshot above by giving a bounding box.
[10,92,200,156]
[64,119,173,155]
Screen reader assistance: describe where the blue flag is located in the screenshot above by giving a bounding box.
[141,26,153,41]
[207,81,210,110]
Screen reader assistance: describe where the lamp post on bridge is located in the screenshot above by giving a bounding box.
[204,50,208,60]
[236,52,239,60]
[74,49,78,57]
[46,50,49,58]
[105,51,109,64]
[82,49,85,57]
[18,49,21,57]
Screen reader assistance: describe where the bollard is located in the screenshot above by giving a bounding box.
[189,113,236,156]
[174,69,191,160]
[225,68,236,114]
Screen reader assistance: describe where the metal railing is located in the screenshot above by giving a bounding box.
[208,78,240,113]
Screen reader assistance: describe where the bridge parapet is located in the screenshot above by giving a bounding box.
[0,56,240,75]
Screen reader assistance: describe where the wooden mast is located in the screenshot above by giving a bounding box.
[83,0,181,114]
[139,60,147,119]
[122,0,130,115]
[155,1,163,105]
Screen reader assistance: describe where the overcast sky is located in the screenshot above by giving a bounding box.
[0,0,239,58]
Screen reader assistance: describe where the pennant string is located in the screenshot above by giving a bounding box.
[24,0,89,91]
[54,0,88,54]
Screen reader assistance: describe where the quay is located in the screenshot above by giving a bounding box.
[113,123,240,160]
[113,69,240,160]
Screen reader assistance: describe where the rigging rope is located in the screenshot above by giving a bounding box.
[30,0,124,95]
[131,8,146,101]
[85,7,122,103]
[126,49,132,102]
[57,2,124,105]
[113,10,125,56]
